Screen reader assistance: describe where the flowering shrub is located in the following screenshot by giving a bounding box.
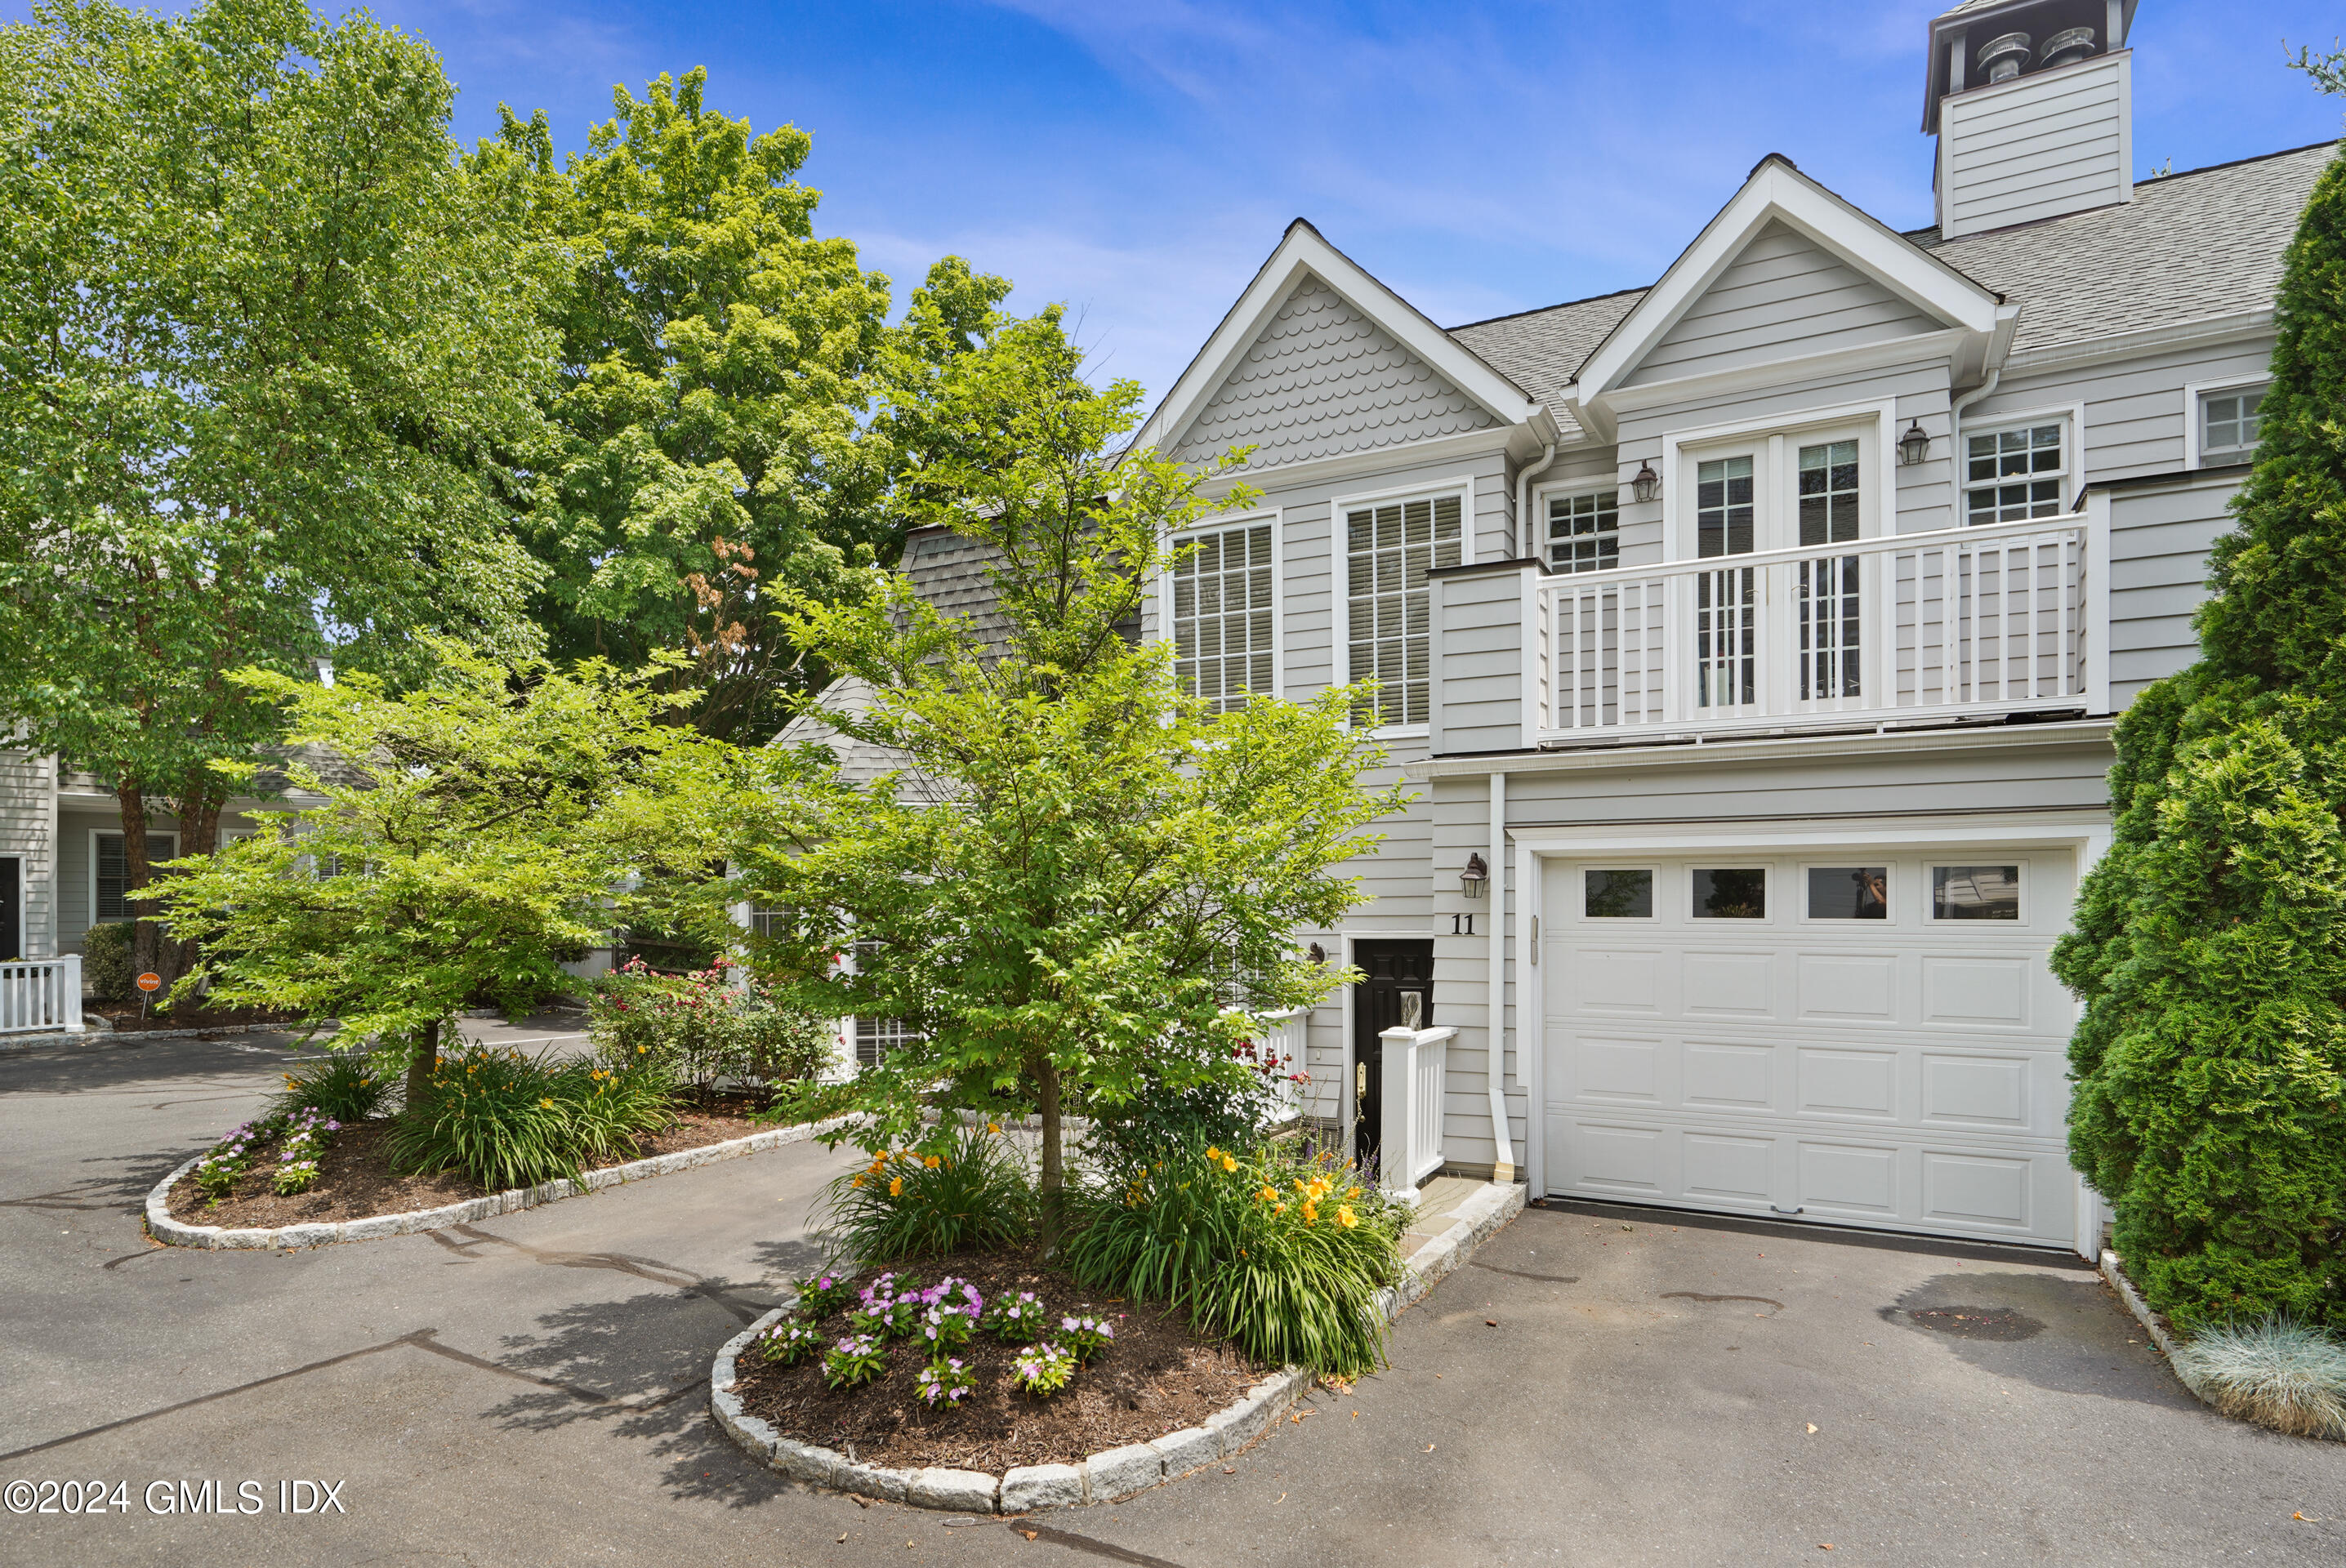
[760,1320,826,1365]
[589,958,831,1096]
[1010,1340,1077,1397]
[796,1272,852,1317]
[270,1108,342,1195]
[823,1333,888,1390]
[914,1357,976,1407]
[984,1290,1050,1343]
[855,1272,928,1338]
[1059,1315,1115,1365]
[194,1120,269,1204]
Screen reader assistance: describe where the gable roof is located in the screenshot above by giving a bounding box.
[1448,287,1646,442]
[1568,155,2005,420]
[1135,219,1545,466]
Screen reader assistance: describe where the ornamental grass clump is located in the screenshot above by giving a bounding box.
[388,1044,675,1192]
[2170,1317,2346,1440]
[268,1056,388,1124]
[1064,1140,1404,1378]
[818,1119,1034,1263]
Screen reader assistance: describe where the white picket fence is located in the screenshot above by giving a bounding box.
[0,956,85,1036]
[1379,1023,1453,1196]
[1251,1005,1311,1125]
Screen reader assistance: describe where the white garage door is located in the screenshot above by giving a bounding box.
[1541,848,2079,1248]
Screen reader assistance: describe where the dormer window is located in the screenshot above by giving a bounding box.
[1965,423,2066,523]
[2201,388,2265,462]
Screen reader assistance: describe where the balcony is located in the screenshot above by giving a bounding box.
[1531,514,2094,743]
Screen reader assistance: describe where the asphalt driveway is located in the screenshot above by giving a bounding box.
[3,1031,2342,1566]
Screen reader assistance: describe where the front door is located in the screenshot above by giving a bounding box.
[0,857,18,962]
[1352,940,1434,1170]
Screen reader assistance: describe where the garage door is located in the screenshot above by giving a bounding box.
[1541,848,2078,1248]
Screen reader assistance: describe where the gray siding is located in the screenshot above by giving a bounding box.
[1431,566,1532,756]
[1170,275,1496,471]
[1939,53,2130,238]
[2107,474,2241,706]
[1983,339,2275,484]
[0,751,53,958]
[1623,221,1942,388]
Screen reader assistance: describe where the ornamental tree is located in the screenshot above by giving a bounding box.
[733,311,1403,1238]
[0,0,559,989]
[2054,126,2346,1330]
[149,644,743,1108]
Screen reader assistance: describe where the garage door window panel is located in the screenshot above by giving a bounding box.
[1584,868,1654,920]
[1692,867,1766,920]
[1805,866,1889,921]
[1932,864,2023,921]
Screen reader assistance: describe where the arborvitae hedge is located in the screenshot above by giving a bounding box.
[2054,144,2346,1333]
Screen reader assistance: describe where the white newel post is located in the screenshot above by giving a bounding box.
[57,955,83,1031]
[1379,1024,1455,1199]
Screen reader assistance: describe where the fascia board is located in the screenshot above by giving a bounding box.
[1575,162,2002,412]
[1135,223,1539,463]
[1599,327,1970,416]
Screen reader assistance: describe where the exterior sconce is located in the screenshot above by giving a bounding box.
[1630,461,1661,504]
[1461,853,1489,900]
[1307,942,1327,966]
[1898,419,1931,466]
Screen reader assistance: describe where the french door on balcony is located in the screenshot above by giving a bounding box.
[1693,457,1759,714]
[1693,441,1866,719]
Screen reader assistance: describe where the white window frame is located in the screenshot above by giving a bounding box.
[1928,859,2032,927]
[1331,474,1476,737]
[1796,860,1898,926]
[1661,401,1898,562]
[1956,403,2083,523]
[1538,484,1623,575]
[2183,377,2270,470]
[90,828,176,924]
[1687,863,1774,922]
[1577,866,1657,921]
[1160,507,1283,707]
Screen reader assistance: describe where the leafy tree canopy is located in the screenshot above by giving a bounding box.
[152,643,744,1106]
[730,311,1403,1233]
[2054,88,2346,1330]
[480,69,1010,742]
[0,0,558,978]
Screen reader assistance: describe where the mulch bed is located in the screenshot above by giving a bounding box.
[91,1002,298,1033]
[163,1092,779,1229]
[732,1247,1267,1473]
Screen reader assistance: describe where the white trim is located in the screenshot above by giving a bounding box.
[1514,841,1544,1196]
[1656,400,1899,564]
[1593,328,1975,418]
[1156,506,1286,703]
[1511,819,2107,858]
[1926,856,2033,927]
[1486,772,1512,1180]
[2181,376,2270,471]
[2083,488,2114,714]
[1135,223,1539,463]
[1575,159,2000,412]
[1408,716,2117,782]
[1332,475,1476,737]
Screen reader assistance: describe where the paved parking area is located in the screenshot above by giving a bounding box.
[4,1032,2343,1566]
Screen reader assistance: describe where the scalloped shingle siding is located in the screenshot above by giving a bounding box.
[1171,276,1495,470]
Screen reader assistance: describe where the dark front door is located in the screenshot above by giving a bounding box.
[0,857,19,962]
[1352,939,1434,1171]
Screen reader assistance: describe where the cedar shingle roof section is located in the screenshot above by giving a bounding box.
[1915,140,2335,354]
[1441,140,2336,405]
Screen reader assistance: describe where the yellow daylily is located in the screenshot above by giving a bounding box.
[1337,1205,1358,1229]
[924,1156,940,1169]
[539,1098,554,1109]
[1303,1200,1319,1224]
[988,1122,1002,1134]
[889,1176,903,1197]
[1258,1185,1279,1203]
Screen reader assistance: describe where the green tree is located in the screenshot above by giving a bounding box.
[0,0,556,987]
[150,644,742,1108]
[479,70,1010,742]
[2054,127,2346,1330]
[734,313,1402,1238]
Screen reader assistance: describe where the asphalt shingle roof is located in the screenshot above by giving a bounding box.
[1441,139,2337,404]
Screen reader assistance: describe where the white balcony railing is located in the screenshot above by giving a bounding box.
[0,956,85,1036]
[1378,1023,1452,1196]
[1533,515,2091,740]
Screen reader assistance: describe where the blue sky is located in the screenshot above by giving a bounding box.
[100,2,2346,403]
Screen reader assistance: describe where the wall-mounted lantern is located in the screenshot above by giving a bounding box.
[1307,942,1327,966]
[1630,461,1661,505]
[1898,419,1931,466]
[1461,853,1489,900]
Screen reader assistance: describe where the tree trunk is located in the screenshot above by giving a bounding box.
[1036,1054,1064,1251]
[116,782,163,996]
[404,1018,442,1112]
[162,774,226,994]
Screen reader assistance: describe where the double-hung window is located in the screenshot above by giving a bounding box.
[1546,490,1618,574]
[1171,519,1273,713]
[2200,388,2264,462]
[94,831,176,920]
[1965,423,2066,523]
[1345,493,1461,727]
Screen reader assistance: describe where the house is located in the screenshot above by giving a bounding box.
[1105,0,2330,1259]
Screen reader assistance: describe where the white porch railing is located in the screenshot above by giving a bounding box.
[1379,1023,1452,1197]
[1250,1005,1311,1125]
[0,956,84,1036]
[1535,515,2090,740]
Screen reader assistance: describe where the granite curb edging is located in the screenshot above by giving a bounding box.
[145,1114,859,1251]
[707,1178,1528,1513]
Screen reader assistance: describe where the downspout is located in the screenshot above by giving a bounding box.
[1947,365,2002,472]
[1514,439,1558,559]
[1487,770,1515,1183]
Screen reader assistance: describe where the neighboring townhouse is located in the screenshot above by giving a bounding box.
[1107,0,2330,1258]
